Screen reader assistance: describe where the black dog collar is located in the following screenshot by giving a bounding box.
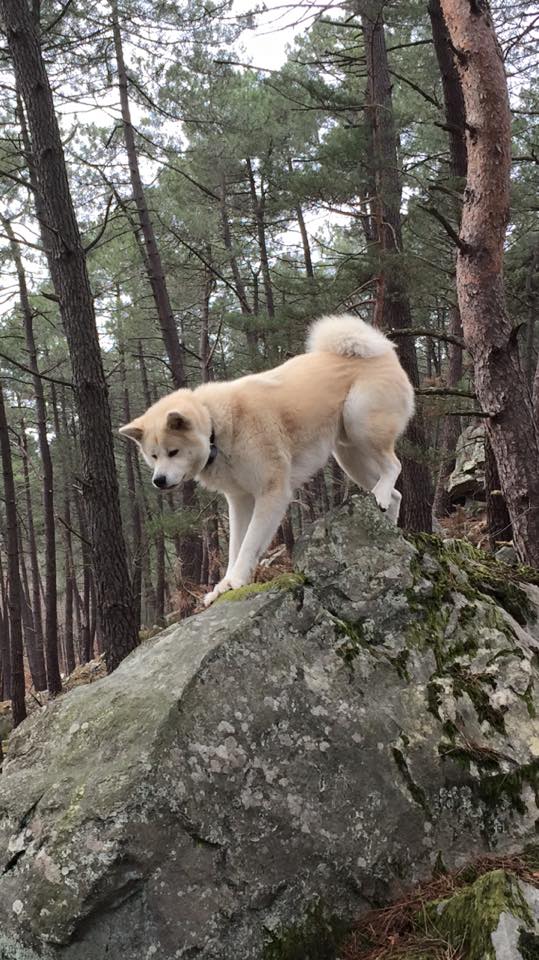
[205,428,218,469]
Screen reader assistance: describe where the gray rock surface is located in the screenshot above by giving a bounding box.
[1,497,539,959]
[448,423,486,500]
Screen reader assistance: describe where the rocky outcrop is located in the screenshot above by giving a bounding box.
[448,423,486,502]
[1,497,539,960]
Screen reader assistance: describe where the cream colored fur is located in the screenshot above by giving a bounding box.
[120,314,415,605]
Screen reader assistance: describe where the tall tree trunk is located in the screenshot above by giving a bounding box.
[3,0,138,672]
[51,384,76,674]
[0,380,26,727]
[0,554,11,702]
[246,158,275,320]
[219,173,259,360]
[17,528,46,688]
[360,0,433,532]
[111,4,202,583]
[155,499,166,624]
[19,424,47,689]
[296,207,314,280]
[199,264,215,383]
[524,244,538,384]
[137,345,166,623]
[74,489,92,665]
[429,0,467,517]
[439,0,539,566]
[17,529,40,686]
[118,331,143,634]
[3,218,61,693]
[288,160,315,280]
[111,1,186,390]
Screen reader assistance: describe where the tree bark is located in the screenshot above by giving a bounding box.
[2,0,138,671]
[3,218,61,693]
[0,380,26,727]
[429,0,467,517]
[361,0,433,532]
[439,0,539,566]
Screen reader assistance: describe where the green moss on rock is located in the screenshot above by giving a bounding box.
[215,573,306,603]
[420,869,532,960]
[407,534,537,626]
[476,759,539,817]
[331,616,372,670]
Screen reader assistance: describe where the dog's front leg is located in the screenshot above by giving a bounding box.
[203,487,290,606]
[224,493,254,576]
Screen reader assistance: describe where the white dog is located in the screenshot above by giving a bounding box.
[120,314,415,605]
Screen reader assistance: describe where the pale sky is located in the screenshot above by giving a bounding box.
[233,0,322,69]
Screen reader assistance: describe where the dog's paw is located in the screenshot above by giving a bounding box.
[203,575,246,607]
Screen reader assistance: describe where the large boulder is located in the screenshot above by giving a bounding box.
[1,497,539,960]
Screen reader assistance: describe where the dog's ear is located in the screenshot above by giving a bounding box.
[119,420,144,444]
[166,411,190,432]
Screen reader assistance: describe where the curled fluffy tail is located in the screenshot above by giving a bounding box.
[307,313,395,359]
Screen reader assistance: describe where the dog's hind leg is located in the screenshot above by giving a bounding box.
[333,443,378,494]
[370,449,401,513]
[204,485,291,606]
[334,442,401,523]
[340,395,403,519]
[386,488,402,524]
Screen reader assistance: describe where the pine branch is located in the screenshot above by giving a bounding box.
[84,194,115,253]
[419,205,472,254]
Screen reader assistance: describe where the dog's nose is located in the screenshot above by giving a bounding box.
[153,474,168,489]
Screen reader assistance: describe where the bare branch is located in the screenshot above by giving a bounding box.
[0,350,72,388]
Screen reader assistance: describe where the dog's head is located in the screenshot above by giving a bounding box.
[120,391,212,492]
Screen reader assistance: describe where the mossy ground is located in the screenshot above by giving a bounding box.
[343,855,539,960]
[214,573,306,603]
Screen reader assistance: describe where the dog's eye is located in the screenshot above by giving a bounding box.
[151,454,157,460]
[168,449,179,458]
